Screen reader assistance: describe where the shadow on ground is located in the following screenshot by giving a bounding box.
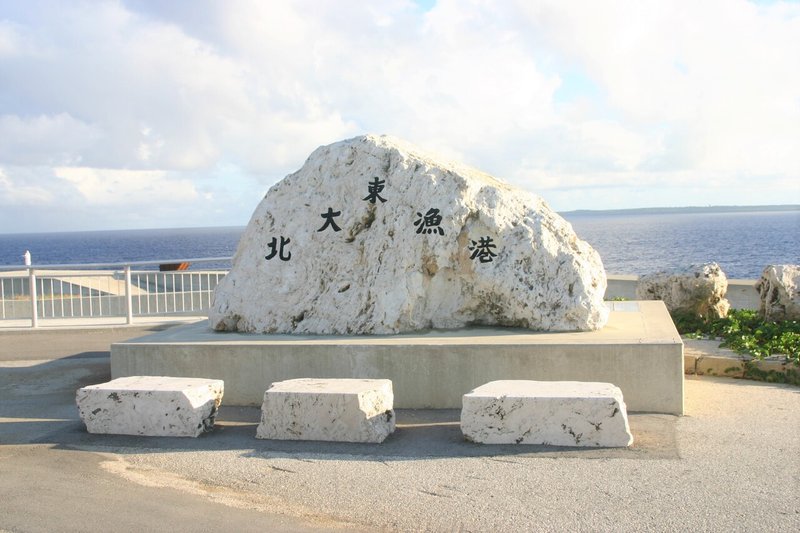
[1,324,679,462]
[10,404,680,462]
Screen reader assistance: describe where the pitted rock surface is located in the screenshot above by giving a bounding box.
[756,264,800,321]
[256,378,395,443]
[76,376,224,437]
[210,134,608,334]
[636,262,730,319]
[460,380,633,447]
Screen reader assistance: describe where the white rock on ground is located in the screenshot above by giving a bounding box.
[209,134,608,334]
[256,378,395,443]
[461,380,633,447]
[76,376,224,437]
[635,262,730,319]
[755,264,800,321]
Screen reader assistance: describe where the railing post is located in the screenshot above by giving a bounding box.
[28,268,38,328]
[124,265,133,325]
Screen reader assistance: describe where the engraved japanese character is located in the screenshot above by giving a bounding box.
[414,208,444,235]
[318,207,342,232]
[363,177,387,204]
[265,236,291,261]
[469,236,498,263]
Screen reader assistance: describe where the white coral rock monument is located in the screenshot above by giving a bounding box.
[210,135,608,334]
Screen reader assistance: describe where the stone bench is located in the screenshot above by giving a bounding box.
[256,378,395,443]
[460,380,633,447]
[76,376,224,437]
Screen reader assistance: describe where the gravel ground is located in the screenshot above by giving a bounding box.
[2,327,798,532]
[683,338,743,358]
[85,377,799,532]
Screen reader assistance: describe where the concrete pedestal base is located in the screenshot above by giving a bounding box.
[76,376,224,437]
[111,301,684,414]
[256,378,395,443]
[461,380,633,447]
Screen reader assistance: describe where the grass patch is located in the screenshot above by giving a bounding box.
[742,363,800,385]
[674,309,800,369]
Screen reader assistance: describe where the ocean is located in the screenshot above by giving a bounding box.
[565,209,799,278]
[0,209,797,279]
[0,226,241,271]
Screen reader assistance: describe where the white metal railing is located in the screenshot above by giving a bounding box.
[0,257,231,328]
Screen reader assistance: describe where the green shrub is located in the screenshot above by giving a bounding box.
[742,363,800,386]
[673,309,800,367]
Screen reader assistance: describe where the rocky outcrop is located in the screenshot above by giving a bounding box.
[635,262,730,319]
[755,265,800,321]
[460,380,633,447]
[209,134,608,334]
[256,378,395,443]
[76,377,224,437]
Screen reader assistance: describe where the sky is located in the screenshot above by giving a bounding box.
[1,0,799,233]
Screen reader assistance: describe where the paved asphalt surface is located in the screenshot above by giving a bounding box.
[1,324,798,532]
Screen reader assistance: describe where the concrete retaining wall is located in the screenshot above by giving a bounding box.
[112,301,685,414]
[605,275,760,311]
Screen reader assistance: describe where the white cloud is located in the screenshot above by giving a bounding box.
[0,20,21,57]
[0,0,798,233]
[0,113,100,166]
[0,167,54,205]
[54,167,198,206]
[514,0,800,180]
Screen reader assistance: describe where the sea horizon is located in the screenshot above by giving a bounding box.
[1,203,797,237]
[560,203,799,216]
[1,206,797,279]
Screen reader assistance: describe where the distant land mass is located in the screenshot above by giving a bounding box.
[560,204,799,216]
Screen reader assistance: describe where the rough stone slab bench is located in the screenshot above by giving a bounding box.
[460,380,633,447]
[76,376,224,437]
[256,378,395,443]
